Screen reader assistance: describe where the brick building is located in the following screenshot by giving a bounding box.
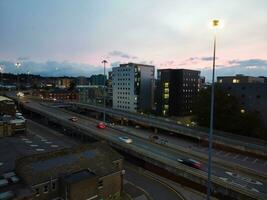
[15,142,124,200]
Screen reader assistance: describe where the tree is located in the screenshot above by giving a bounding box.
[69,81,76,91]
[193,85,265,139]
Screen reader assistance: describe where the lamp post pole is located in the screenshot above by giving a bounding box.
[101,60,108,123]
[15,62,21,91]
[207,19,219,200]
[0,65,4,93]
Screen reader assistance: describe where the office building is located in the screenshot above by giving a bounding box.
[217,77,267,127]
[112,63,155,113]
[90,74,107,86]
[15,142,124,200]
[217,74,264,84]
[107,71,113,107]
[56,78,72,88]
[77,76,89,85]
[76,85,104,105]
[156,69,200,116]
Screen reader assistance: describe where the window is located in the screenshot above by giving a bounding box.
[52,181,56,191]
[164,94,169,99]
[164,82,169,87]
[44,185,49,193]
[232,79,240,83]
[35,188,40,196]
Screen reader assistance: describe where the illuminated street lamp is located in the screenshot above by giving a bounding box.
[15,62,21,91]
[207,19,221,200]
[27,71,31,87]
[101,60,108,123]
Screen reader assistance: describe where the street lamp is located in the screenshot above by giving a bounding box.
[101,60,108,123]
[207,19,221,200]
[27,71,31,88]
[15,62,21,91]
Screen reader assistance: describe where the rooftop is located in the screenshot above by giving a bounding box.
[16,142,123,185]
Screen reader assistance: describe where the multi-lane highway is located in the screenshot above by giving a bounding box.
[16,97,267,199]
[71,102,267,156]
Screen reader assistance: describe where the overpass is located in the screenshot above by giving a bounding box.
[70,102,267,157]
[16,99,267,200]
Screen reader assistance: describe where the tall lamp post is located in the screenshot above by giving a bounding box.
[101,60,108,123]
[0,65,4,93]
[207,19,221,200]
[15,62,21,91]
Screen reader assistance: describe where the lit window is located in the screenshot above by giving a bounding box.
[164,82,169,87]
[240,109,245,114]
[233,79,240,83]
[164,104,169,109]
[164,94,169,99]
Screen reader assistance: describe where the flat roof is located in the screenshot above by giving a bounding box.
[16,142,123,185]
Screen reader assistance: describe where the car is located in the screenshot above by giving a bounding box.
[151,135,159,140]
[69,117,78,122]
[97,122,106,129]
[176,158,202,170]
[118,136,133,144]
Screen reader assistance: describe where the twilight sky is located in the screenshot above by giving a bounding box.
[0,0,267,80]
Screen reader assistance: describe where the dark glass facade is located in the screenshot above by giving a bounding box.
[156,69,200,116]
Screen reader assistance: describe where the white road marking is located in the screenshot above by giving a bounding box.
[264,161,267,166]
[36,148,45,152]
[30,144,38,147]
[45,141,52,144]
[0,162,3,166]
[253,159,258,164]
[51,145,58,148]
[224,153,231,157]
[25,140,32,143]
[233,154,239,159]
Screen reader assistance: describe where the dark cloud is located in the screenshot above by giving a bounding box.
[18,57,30,61]
[0,60,102,77]
[228,59,267,67]
[201,58,267,82]
[109,50,138,59]
[110,61,121,68]
[189,56,218,61]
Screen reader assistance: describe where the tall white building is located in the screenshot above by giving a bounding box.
[112,63,155,113]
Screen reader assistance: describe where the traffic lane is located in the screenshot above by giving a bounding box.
[116,124,267,174]
[128,137,267,195]
[24,102,267,195]
[124,166,183,200]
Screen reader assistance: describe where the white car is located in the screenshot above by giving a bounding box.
[118,136,133,144]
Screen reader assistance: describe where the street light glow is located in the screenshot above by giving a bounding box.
[208,19,224,30]
[15,62,21,68]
